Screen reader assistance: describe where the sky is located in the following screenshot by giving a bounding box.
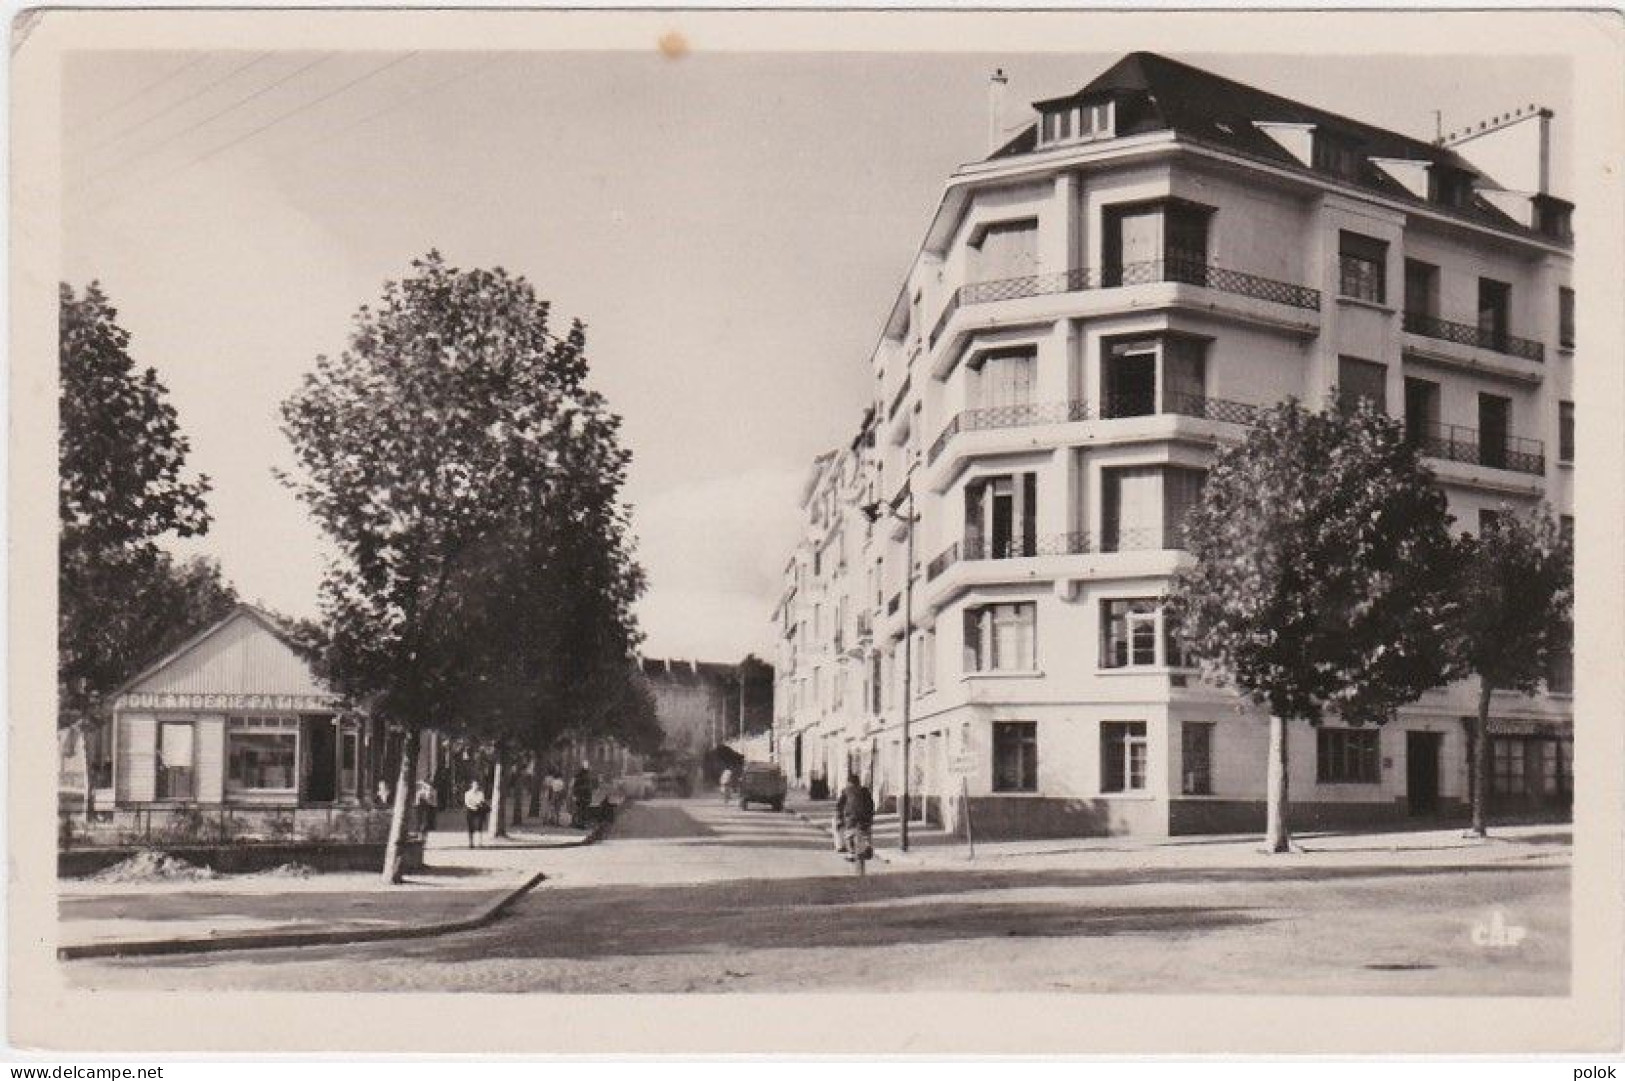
[60,48,1570,662]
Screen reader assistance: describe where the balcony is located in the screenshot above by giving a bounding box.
[1407,422,1545,476]
[1403,311,1544,363]
[925,529,1181,582]
[1101,390,1261,426]
[928,258,1321,350]
[927,398,1091,466]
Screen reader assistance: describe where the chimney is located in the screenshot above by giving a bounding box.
[987,68,1009,154]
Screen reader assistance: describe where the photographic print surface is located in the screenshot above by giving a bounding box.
[14,7,1624,1055]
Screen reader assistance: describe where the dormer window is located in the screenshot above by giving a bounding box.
[1312,133,1363,181]
[1428,167,1475,209]
[1534,195,1573,241]
[1039,98,1114,147]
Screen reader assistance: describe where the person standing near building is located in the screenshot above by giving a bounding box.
[463,780,489,848]
[415,778,437,835]
[571,764,595,828]
[718,767,734,804]
[836,773,875,875]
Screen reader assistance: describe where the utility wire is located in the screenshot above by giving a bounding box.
[87,53,419,215]
[78,54,209,135]
[77,54,332,192]
[306,55,498,151]
[84,52,272,157]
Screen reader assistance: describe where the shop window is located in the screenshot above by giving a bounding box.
[227,716,298,793]
[1181,722,1214,796]
[1338,232,1387,303]
[992,721,1038,792]
[1317,727,1380,784]
[1101,721,1149,793]
[1491,737,1527,795]
[156,720,196,800]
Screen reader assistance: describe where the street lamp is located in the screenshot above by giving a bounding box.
[861,483,917,852]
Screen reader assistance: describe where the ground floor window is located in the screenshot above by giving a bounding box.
[1317,727,1380,784]
[1492,736,1571,797]
[227,716,299,793]
[1181,721,1213,795]
[992,721,1038,792]
[1101,721,1148,793]
[156,720,196,800]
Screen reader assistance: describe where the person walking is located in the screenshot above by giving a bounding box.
[463,780,489,848]
[718,767,734,804]
[836,773,876,876]
[415,778,437,835]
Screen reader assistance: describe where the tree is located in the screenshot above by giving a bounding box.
[279,252,645,880]
[1167,397,1461,853]
[726,654,775,738]
[1451,505,1572,837]
[59,283,221,813]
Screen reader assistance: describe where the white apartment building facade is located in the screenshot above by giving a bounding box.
[773,53,1574,839]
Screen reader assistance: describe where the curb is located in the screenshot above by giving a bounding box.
[58,819,611,961]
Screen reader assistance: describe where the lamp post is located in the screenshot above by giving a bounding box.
[863,481,917,852]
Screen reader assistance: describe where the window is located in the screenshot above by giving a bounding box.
[963,602,1037,672]
[1338,356,1387,414]
[1478,508,1503,536]
[1491,737,1527,795]
[1163,609,1193,669]
[1163,467,1207,549]
[1404,258,1439,318]
[1101,598,1159,668]
[1478,392,1511,469]
[226,717,298,793]
[992,721,1039,792]
[1557,286,1575,349]
[1428,167,1475,210]
[964,473,1037,558]
[157,720,196,800]
[1339,232,1387,303]
[1560,514,1574,548]
[1040,100,1112,146]
[1103,340,1158,418]
[1546,647,1574,694]
[1101,466,1161,551]
[868,652,882,714]
[970,219,1039,283]
[1101,721,1149,793]
[1317,728,1380,784]
[1535,197,1573,241]
[915,627,937,694]
[1312,134,1363,181]
[1102,201,1210,286]
[974,348,1036,413]
[1404,377,1440,446]
[1181,722,1214,795]
[1559,401,1574,463]
[1478,278,1511,345]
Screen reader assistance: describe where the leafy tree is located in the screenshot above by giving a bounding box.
[279,252,645,879]
[1167,398,1461,852]
[59,283,222,813]
[726,654,775,738]
[1451,506,1572,837]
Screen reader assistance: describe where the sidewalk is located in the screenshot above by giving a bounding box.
[787,795,1570,873]
[58,818,600,959]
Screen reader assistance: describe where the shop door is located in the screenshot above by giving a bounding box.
[1406,731,1441,816]
[303,716,337,803]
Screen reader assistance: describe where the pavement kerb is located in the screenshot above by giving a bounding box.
[57,819,610,962]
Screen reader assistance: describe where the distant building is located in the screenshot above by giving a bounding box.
[773,52,1572,838]
[640,658,742,758]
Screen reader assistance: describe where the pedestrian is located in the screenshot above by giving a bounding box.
[718,767,734,804]
[836,773,875,875]
[375,779,391,808]
[571,764,595,829]
[544,772,564,825]
[415,778,437,835]
[464,780,489,848]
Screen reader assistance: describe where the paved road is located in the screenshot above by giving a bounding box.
[68,798,1569,994]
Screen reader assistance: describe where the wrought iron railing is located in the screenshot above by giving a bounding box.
[926,542,960,581]
[1406,422,1545,476]
[1099,525,1188,553]
[928,259,1321,348]
[887,371,913,421]
[927,398,1091,465]
[1402,311,1544,362]
[1099,391,1260,426]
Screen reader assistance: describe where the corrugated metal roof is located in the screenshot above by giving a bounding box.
[125,606,331,700]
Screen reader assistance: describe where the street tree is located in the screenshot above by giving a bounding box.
[59,283,222,812]
[1167,397,1461,853]
[1451,506,1572,837]
[279,252,645,880]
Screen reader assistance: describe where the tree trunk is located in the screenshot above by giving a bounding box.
[381,728,420,885]
[1264,715,1292,853]
[79,718,97,823]
[488,755,507,839]
[1469,679,1494,838]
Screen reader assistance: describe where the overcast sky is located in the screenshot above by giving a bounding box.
[61,49,1569,662]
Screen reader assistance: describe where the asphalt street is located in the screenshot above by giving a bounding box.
[67,797,1569,994]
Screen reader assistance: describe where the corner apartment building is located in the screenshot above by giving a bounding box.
[772,53,1574,839]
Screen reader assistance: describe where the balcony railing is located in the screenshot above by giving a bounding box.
[1406,422,1545,476]
[1402,311,1544,363]
[927,398,1091,465]
[926,541,960,581]
[1099,390,1261,426]
[925,528,1183,581]
[887,371,913,421]
[928,258,1321,348]
[887,592,901,616]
